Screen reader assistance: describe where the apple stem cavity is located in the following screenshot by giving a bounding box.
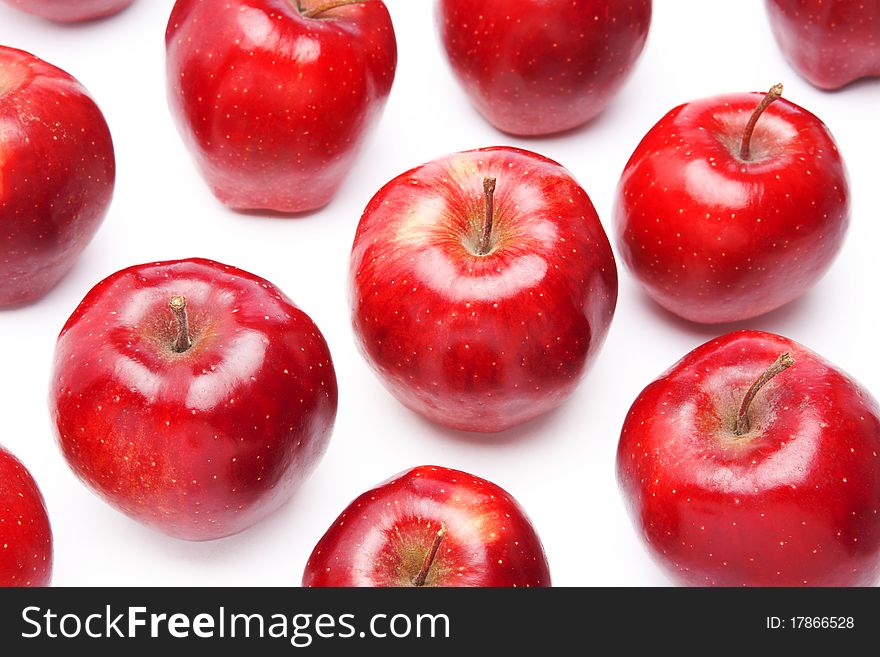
[168,295,192,354]
[299,0,361,19]
[477,177,498,256]
[734,352,794,436]
[412,522,447,587]
[739,83,784,161]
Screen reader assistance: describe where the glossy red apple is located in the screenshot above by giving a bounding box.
[765,0,880,90]
[303,465,550,587]
[0,446,52,587]
[49,258,338,540]
[614,85,849,324]
[350,146,617,433]
[0,46,115,307]
[165,0,397,213]
[1,0,133,22]
[437,0,651,136]
[618,330,880,586]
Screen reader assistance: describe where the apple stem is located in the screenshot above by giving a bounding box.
[734,352,794,436]
[739,83,783,161]
[300,0,361,18]
[412,522,447,587]
[477,177,497,256]
[168,295,192,354]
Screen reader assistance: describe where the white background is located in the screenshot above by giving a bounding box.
[1,0,878,587]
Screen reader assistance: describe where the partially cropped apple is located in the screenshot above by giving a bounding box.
[165,0,397,213]
[765,0,880,89]
[614,85,849,323]
[618,330,880,586]
[0,445,52,587]
[1,0,133,22]
[350,146,617,433]
[0,46,115,307]
[303,466,550,587]
[50,259,338,540]
[437,0,651,135]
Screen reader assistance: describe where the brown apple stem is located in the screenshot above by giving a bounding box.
[300,0,361,18]
[477,177,497,256]
[734,352,794,435]
[412,522,447,587]
[168,295,192,354]
[739,83,783,161]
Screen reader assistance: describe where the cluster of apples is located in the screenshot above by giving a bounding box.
[1,0,879,589]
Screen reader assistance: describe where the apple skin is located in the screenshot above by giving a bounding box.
[165,0,397,213]
[765,0,880,90]
[618,330,880,586]
[0,46,115,307]
[49,258,338,541]
[0,446,52,587]
[1,0,133,22]
[350,146,617,433]
[614,91,849,324]
[437,0,651,136]
[303,465,550,587]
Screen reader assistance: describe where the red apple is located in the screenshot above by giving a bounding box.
[165,0,397,213]
[618,330,880,586]
[49,258,338,540]
[614,85,849,324]
[0,446,52,587]
[0,46,115,307]
[437,0,651,136]
[350,146,617,433]
[303,465,550,587]
[765,0,880,90]
[1,0,133,22]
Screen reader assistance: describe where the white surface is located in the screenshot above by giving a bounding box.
[0,0,878,587]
